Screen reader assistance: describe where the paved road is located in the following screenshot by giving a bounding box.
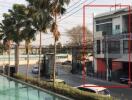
[19,64,132,100]
[57,65,132,100]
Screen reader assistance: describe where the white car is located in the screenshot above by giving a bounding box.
[32,66,39,74]
[76,84,111,97]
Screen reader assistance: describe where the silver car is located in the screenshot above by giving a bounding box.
[32,66,39,74]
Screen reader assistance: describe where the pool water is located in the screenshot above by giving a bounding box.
[0,76,66,100]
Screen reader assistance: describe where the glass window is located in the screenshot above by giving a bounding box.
[123,40,128,53]
[78,87,96,93]
[97,40,101,54]
[108,41,120,53]
[102,40,120,54]
[115,25,120,30]
[123,40,132,53]
[96,23,112,35]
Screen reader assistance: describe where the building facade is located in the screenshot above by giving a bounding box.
[94,7,132,80]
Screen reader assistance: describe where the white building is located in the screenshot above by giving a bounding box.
[94,7,132,80]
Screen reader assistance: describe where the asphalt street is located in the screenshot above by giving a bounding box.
[19,64,132,100]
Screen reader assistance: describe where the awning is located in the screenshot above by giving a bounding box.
[113,54,132,62]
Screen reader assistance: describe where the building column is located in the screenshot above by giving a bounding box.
[100,40,103,54]
[120,40,123,55]
[93,39,97,73]
[94,58,97,73]
[120,15,123,33]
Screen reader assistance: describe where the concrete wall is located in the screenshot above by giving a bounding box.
[0,55,43,66]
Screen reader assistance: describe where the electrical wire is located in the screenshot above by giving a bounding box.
[59,0,97,22]
[66,0,81,10]
[64,0,88,15]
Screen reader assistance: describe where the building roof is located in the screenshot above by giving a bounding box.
[95,7,132,19]
[113,54,132,62]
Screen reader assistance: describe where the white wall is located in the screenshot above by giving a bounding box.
[94,58,97,73]
[112,16,122,34]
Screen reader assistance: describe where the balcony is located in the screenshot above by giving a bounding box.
[94,31,132,40]
[94,31,104,39]
[95,53,121,59]
[103,33,132,40]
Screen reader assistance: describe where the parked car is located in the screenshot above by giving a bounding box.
[62,60,71,65]
[119,75,129,83]
[76,84,111,97]
[32,66,39,74]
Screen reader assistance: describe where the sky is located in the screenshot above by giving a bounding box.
[0,0,131,46]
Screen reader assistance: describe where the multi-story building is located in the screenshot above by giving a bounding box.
[94,7,132,80]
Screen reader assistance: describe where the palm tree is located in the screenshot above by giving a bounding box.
[7,4,29,74]
[26,0,52,79]
[0,4,37,77]
[27,0,71,85]
[0,13,15,76]
[21,16,36,78]
[50,0,70,86]
[16,6,37,79]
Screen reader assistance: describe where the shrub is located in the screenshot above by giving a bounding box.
[14,74,115,100]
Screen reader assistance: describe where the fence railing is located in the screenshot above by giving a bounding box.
[104,33,132,40]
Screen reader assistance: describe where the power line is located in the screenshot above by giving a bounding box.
[59,0,97,22]
[58,22,93,25]
[64,0,88,15]
[42,36,54,40]
[41,33,92,37]
[66,0,81,10]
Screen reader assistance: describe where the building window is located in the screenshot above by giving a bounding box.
[97,40,101,54]
[123,40,132,53]
[102,40,120,54]
[108,41,120,53]
[123,40,128,53]
[115,25,120,30]
[96,23,112,35]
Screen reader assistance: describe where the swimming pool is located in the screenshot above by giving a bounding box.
[0,75,71,100]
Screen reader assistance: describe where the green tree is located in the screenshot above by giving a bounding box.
[0,43,4,54]
[20,8,36,78]
[26,0,52,79]
[26,0,71,86]
[50,0,70,86]
[0,13,15,75]
[66,25,93,46]
[1,4,31,74]
[9,4,27,73]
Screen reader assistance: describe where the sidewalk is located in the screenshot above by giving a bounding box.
[87,76,128,86]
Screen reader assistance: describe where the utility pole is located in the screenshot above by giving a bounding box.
[115,0,117,11]
[106,38,109,81]
[103,32,109,81]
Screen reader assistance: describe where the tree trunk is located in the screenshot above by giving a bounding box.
[8,41,11,76]
[15,43,19,74]
[26,41,29,79]
[53,12,57,87]
[53,40,56,87]
[38,31,42,80]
